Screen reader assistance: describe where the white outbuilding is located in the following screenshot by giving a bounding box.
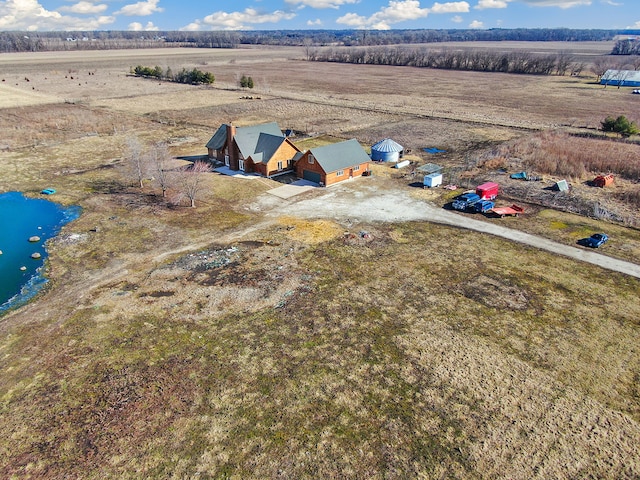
[423,172,443,188]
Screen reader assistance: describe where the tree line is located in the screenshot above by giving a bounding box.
[1,28,638,53]
[131,65,214,85]
[611,39,640,56]
[309,46,584,76]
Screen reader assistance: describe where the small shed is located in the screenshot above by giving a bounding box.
[594,174,614,188]
[423,172,443,188]
[555,179,569,192]
[371,138,404,162]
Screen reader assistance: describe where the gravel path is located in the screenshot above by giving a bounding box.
[253,179,640,279]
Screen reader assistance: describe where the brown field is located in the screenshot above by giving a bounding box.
[1,43,640,479]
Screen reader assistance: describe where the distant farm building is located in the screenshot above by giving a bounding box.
[295,139,371,186]
[600,70,640,88]
[371,138,404,162]
[206,122,300,177]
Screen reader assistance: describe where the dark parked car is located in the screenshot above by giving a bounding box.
[584,233,609,248]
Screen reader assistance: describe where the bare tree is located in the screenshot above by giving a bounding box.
[570,61,586,76]
[173,161,211,208]
[123,136,147,188]
[555,52,573,76]
[590,56,613,82]
[302,37,314,61]
[150,141,172,197]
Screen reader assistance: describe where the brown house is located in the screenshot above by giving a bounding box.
[295,139,371,186]
[205,122,300,177]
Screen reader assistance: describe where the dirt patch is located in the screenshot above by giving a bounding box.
[460,274,529,310]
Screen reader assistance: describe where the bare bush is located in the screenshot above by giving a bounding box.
[122,136,148,188]
[149,142,172,198]
[173,161,211,208]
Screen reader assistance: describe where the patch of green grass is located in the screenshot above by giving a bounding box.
[293,134,347,151]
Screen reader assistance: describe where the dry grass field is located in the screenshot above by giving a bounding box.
[1,43,640,478]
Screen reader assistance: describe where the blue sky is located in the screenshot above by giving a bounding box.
[0,0,638,32]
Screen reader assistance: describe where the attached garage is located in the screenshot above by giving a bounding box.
[302,169,322,184]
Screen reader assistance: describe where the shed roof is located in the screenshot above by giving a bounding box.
[417,163,443,174]
[309,139,371,173]
[371,138,403,152]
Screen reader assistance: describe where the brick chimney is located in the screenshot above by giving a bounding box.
[226,123,238,169]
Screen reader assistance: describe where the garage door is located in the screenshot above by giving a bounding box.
[302,170,321,184]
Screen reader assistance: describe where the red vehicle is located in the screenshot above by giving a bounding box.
[491,204,524,217]
[476,182,499,200]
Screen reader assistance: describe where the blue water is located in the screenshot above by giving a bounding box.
[0,192,81,314]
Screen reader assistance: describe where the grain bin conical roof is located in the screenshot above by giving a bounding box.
[371,138,403,152]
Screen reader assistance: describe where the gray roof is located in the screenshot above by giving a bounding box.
[309,139,370,173]
[205,124,227,150]
[234,122,284,161]
[251,132,287,164]
[371,138,403,152]
[205,122,287,164]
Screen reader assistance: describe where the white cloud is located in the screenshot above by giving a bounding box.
[115,0,164,16]
[337,0,430,29]
[430,2,470,13]
[628,21,640,28]
[198,8,296,30]
[128,21,158,31]
[469,19,484,27]
[475,0,510,9]
[451,14,464,22]
[518,0,591,6]
[335,12,367,27]
[307,18,323,25]
[59,1,108,14]
[284,0,359,8]
[336,1,470,29]
[180,21,201,31]
[0,0,114,30]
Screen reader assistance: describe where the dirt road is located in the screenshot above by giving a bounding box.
[251,179,640,279]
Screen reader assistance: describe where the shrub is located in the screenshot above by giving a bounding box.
[601,115,639,137]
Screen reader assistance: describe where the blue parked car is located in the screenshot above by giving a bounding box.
[584,233,609,248]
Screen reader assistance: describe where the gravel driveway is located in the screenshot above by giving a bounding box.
[250,178,640,279]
